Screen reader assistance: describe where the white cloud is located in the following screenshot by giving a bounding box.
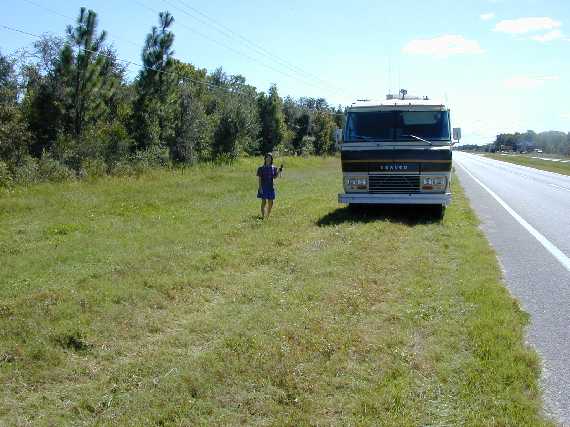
[530,29,564,42]
[480,13,496,21]
[504,75,559,90]
[402,35,484,57]
[494,17,561,34]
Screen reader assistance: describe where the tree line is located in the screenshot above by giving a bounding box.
[492,131,570,155]
[0,8,344,187]
[458,131,570,155]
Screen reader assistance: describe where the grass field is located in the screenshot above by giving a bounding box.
[0,157,551,426]
[485,153,570,176]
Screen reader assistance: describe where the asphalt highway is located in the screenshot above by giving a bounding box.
[454,152,570,425]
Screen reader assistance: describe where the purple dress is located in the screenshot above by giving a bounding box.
[257,165,278,200]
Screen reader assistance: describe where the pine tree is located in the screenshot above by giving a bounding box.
[57,8,115,138]
[132,11,176,150]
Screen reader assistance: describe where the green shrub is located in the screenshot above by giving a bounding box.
[132,146,170,167]
[38,155,75,182]
[0,161,13,188]
[12,156,40,185]
[132,160,150,177]
[110,161,134,177]
[51,134,81,171]
[80,158,107,179]
[299,136,315,156]
[128,146,170,176]
[212,152,237,165]
[86,121,134,164]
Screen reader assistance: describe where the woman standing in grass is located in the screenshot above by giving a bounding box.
[257,153,283,220]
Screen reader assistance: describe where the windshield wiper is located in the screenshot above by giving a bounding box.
[402,134,432,146]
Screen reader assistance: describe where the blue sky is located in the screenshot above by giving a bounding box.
[2,0,570,144]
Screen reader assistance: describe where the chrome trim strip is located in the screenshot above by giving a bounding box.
[338,193,451,206]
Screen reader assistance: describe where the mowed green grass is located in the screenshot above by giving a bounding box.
[485,153,570,176]
[0,157,551,426]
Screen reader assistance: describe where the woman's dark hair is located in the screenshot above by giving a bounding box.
[264,153,274,165]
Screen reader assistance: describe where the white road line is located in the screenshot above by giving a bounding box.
[457,161,570,273]
[550,183,570,192]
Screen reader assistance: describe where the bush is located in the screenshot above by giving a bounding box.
[12,156,40,185]
[131,146,170,175]
[131,160,150,177]
[212,152,237,165]
[0,161,13,188]
[298,136,315,156]
[80,158,107,179]
[0,102,32,165]
[110,161,135,177]
[38,155,75,182]
[51,134,81,171]
[274,129,295,156]
[97,121,134,164]
[312,112,335,155]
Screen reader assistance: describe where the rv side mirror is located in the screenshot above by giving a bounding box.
[453,128,462,142]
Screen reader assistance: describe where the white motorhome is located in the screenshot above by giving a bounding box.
[338,92,461,217]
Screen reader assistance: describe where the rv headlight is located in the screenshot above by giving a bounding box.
[345,176,368,190]
[348,178,367,186]
[421,176,447,191]
[422,176,446,186]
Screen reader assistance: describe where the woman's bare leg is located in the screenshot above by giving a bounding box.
[261,199,267,219]
[266,200,274,218]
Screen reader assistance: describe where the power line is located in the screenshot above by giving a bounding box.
[132,0,339,94]
[18,0,315,94]
[20,0,141,49]
[20,0,71,21]
[0,24,230,93]
[0,23,345,116]
[164,0,320,86]
[165,0,345,95]
[16,0,350,101]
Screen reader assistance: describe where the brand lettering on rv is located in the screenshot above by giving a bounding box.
[378,164,408,171]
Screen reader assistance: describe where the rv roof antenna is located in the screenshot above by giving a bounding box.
[388,56,392,98]
[398,65,401,96]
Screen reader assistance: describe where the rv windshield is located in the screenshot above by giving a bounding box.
[345,111,450,142]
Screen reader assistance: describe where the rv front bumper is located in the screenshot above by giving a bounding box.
[338,193,451,206]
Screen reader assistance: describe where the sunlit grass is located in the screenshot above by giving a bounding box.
[0,157,551,426]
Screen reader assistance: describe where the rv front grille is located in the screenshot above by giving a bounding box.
[368,175,421,194]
